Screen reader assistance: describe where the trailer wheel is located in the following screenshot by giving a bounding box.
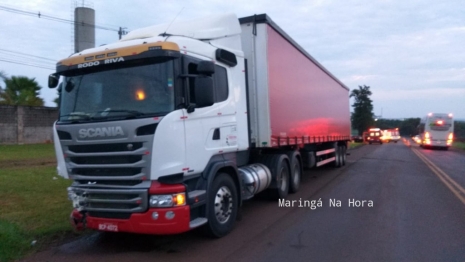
[204,173,238,238]
[341,145,346,166]
[288,152,301,193]
[333,144,341,168]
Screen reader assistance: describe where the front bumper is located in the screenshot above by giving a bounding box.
[71,205,190,235]
[69,181,192,235]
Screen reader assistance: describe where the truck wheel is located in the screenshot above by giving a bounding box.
[255,154,290,200]
[333,145,341,167]
[341,145,346,166]
[204,173,238,238]
[288,152,301,194]
[273,158,290,199]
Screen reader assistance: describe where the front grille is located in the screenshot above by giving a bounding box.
[60,125,155,216]
[76,180,143,186]
[64,140,151,188]
[73,168,141,177]
[72,187,148,213]
[69,142,143,153]
[70,155,142,165]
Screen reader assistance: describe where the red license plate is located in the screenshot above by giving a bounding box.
[98,223,118,232]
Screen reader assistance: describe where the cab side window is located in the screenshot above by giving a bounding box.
[184,57,229,104]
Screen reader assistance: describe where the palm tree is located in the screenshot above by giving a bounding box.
[0,70,8,104]
[0,76,44,106]
[0,70,6,80]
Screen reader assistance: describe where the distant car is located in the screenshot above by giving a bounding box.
[351,135,363,142]
[366,128,383,144]
[412,135,421,144]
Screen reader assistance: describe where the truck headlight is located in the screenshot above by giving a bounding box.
[149,193,186,207]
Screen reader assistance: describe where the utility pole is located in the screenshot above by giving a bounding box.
[118,27,127,40]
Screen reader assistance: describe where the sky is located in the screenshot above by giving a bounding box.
[0,0,464,119]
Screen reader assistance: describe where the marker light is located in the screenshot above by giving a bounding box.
[437,120,443,125]
[136,90,146,100]
[448,113,453,118]
[175,193,186,206]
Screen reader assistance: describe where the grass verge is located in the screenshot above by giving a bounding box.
[349,142,364,150]
[0,144,56,161]
[0,144,73,262]
[452,141,465,150]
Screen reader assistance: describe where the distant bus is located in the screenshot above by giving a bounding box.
[382,128,401,143]
[418,113,454,149]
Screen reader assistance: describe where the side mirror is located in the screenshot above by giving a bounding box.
[197,61,215,75]
[48,74,59,88]
[194,76,214,108]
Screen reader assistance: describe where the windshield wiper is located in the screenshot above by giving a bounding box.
[92,109,146,119]
[59,113,91,123]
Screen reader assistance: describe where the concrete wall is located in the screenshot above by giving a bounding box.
[0,105,58,144]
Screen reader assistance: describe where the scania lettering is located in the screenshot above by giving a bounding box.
[49,13,351,238]
[78,126,124,138]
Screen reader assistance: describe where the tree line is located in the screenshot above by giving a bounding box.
[350,84,465,140]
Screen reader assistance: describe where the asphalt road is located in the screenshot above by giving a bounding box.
[23,141,465,262]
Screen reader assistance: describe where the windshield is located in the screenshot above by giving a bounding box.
[428,118,453,131]
[59,61,174,122]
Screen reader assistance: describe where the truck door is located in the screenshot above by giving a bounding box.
[182,56,221,175]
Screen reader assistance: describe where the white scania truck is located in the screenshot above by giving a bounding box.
[49,13,350,237]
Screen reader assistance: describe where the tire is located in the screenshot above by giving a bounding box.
[341,145,346,166]
[257,154,290,200]
[369,142,372,145]
[288,152,301,194]
[333,144,341,168]
[273,158,290,199]
[204,173,238,238]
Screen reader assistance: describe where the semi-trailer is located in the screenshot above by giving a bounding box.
[49,13,351,237]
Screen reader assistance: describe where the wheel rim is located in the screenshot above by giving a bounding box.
[278,166,288,192]
[214,186,233,224]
